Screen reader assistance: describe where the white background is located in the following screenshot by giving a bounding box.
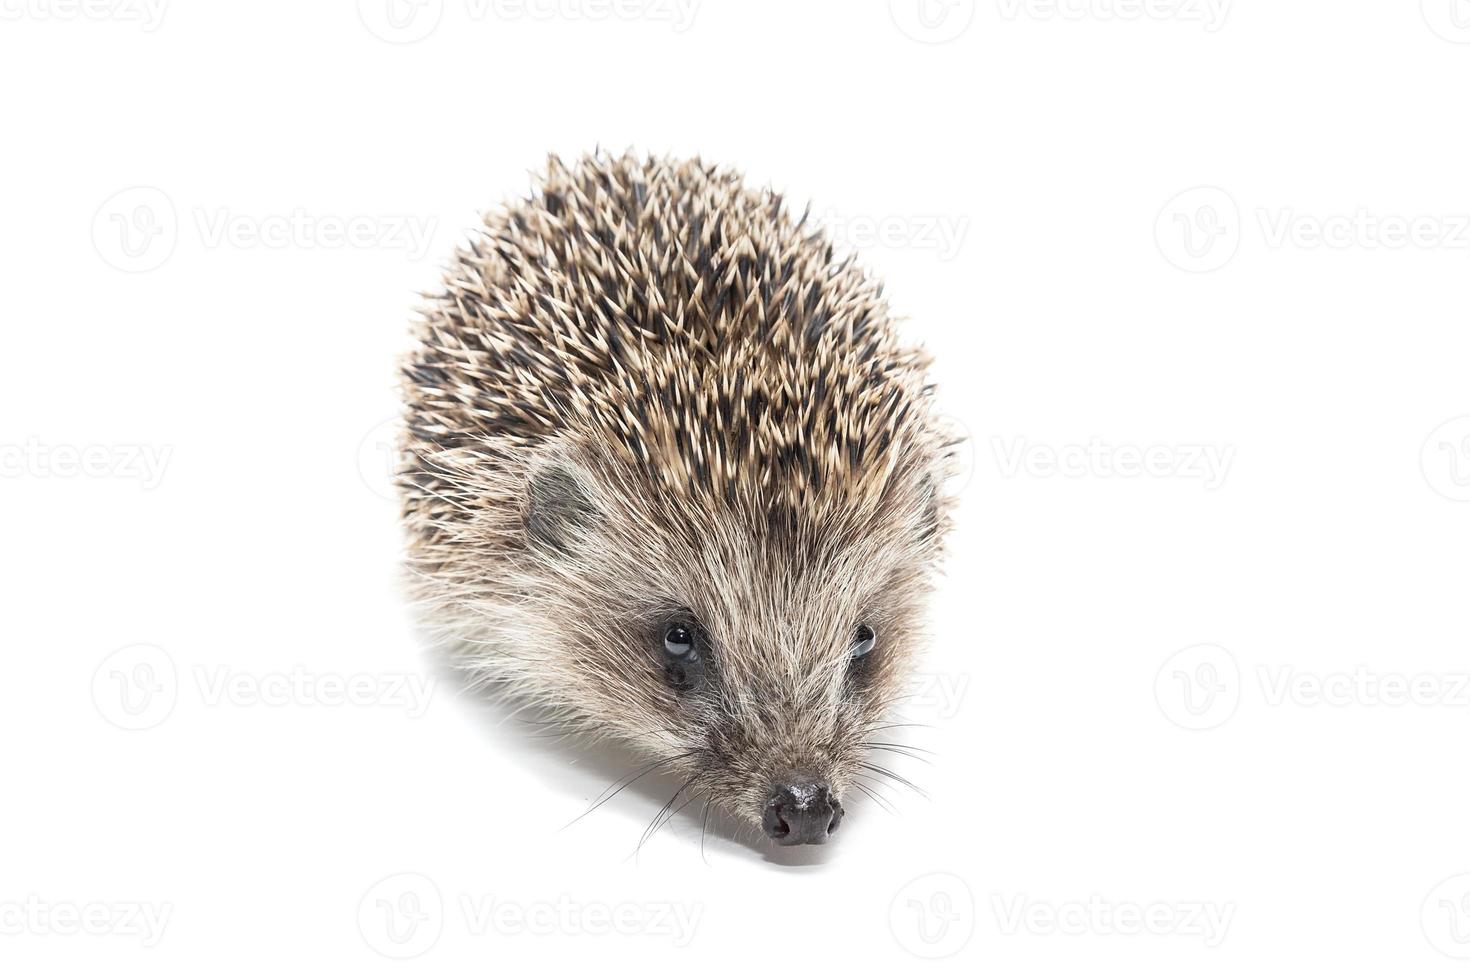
[3,0,1470,975]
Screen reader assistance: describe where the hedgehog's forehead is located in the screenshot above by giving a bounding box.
[613,470,907,626]
[585,425,931,593]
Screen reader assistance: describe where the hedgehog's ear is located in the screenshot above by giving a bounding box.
[524,456,601,554]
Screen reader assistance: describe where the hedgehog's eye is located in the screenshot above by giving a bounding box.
[663,623,697,662]
[659,619,705,693]
[849,624,876,661]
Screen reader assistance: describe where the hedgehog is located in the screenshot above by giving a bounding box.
[398,152,953,847]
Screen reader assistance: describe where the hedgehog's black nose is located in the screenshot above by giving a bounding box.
[762,781,843,845]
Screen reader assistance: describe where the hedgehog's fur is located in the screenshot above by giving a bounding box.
[399,152,953,844]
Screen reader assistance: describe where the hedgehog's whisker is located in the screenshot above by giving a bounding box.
[561,751,691,831]
[699,798,713,866]
[859,761,929,800]
[632,776,697,861]
[852,779,897,814]
[530,724,676,743]
[865,721,938,733]
[862,741,936,763]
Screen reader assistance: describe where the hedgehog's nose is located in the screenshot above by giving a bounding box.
[762,780,843,845]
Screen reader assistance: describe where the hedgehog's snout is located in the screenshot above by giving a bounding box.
[761,778,843,845]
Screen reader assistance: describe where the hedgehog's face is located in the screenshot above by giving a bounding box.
[518,443,943,846]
